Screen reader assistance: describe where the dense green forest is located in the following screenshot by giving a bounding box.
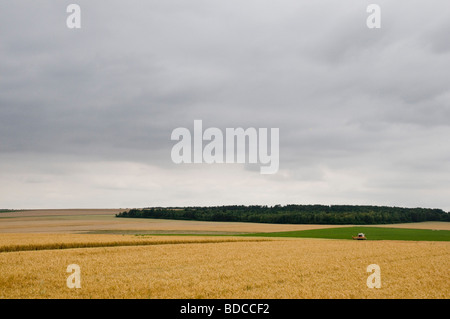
[116,205,450,225]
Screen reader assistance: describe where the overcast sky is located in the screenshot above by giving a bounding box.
[1,0,449,210]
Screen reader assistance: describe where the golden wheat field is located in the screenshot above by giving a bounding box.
[0,233,271,253]
[0,234,448,299]
[0,210,449,299]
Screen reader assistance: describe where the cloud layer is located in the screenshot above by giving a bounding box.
[1,0,449,210]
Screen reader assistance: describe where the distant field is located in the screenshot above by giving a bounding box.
[1,209,449,234]
[244,226,450,241]
[0,209,348,234]
[368,221,450,230]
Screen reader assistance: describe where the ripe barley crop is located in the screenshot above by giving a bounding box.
[0,237,448,299]
[0,233,269,252]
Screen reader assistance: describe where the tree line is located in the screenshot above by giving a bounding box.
[115,205,450,225]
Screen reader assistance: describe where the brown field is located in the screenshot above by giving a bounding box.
[0,209,350,234]
[1,209,449,299]
[2,209,449,234]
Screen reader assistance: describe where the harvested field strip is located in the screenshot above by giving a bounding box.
[0,236,270,253]
[85,230,245,235]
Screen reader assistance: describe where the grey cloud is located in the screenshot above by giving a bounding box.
[1,0,449,210]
